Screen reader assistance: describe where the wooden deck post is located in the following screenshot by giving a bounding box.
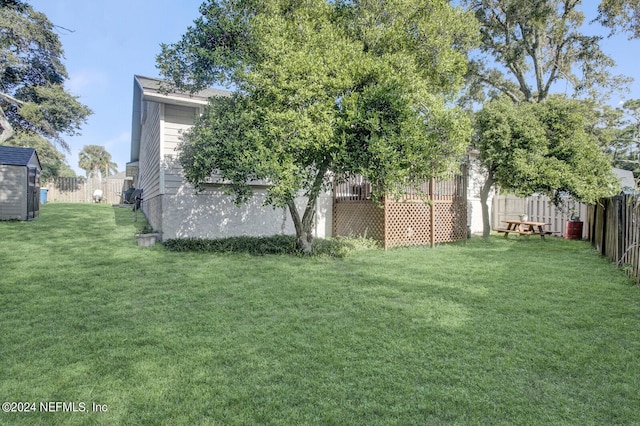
[383,195,388,250]
[430,177,435,247]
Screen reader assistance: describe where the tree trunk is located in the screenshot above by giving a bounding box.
[288,200,314,254]
[287,166,327,254]
[480,173,495,239]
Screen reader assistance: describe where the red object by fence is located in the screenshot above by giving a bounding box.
[565,221,583,240]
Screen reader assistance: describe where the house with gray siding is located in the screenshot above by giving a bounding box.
[127,75,332,241]
[0,146,41,221]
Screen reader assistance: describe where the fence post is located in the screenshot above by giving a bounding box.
[429,177,435,247]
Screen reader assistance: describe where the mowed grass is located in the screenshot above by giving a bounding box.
[1,203,639,425]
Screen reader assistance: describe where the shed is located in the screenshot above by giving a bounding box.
[0,146,42,220]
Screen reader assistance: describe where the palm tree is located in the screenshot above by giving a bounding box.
[78,145,118,179]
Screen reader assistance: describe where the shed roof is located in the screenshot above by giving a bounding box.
[0,146,41,168]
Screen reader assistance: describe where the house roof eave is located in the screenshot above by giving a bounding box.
[141,92,209,107]
[130,75,233,163]
[130,76,149,164]
[134,74,231,104]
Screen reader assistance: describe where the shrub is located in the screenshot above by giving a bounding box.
[163,235,298,256]
[138,224,156,234]
[163,235,380,257]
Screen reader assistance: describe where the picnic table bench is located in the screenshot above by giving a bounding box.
[496,220,553,240]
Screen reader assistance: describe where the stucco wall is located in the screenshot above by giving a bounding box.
[161,184,291,240]
[142,195,163,234]
[159,138,333,240]
[160,181,332,240]
[314,191,333,239]
[467,154,494,235]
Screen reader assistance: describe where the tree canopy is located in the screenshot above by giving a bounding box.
[597,0,640,38]
[158,0,478,251]
[602,99,640,177]
[474,95,619,236]
[78,145,118,179]
[0,0,92,148]
[461,0,630,104]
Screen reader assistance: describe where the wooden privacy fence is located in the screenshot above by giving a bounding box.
[493,194,589,238]
[333,171,468,249]
[44,176,130,205]
[589,194,640,284]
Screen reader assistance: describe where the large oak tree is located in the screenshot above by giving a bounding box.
[157,0,478,252]
[0,0,91,148]
[461,0,627,236]
[461,0,631,104]
[597,0,640,38]
[474,95,619,237]
[462,0,631,103]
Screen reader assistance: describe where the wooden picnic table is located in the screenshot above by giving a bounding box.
[496,220,552,239]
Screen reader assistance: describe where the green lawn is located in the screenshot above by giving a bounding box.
[1,203,639,425]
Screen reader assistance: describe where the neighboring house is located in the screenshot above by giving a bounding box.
[127,75,332,241]
[613,168,637,193]
[0,146,41,221]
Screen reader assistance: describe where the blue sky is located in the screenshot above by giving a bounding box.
[30,0,204,175]
[29,1,640,176]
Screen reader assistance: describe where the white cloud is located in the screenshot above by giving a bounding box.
[103,131,132,173]
[66,69,109,95]
[103,131,131,149]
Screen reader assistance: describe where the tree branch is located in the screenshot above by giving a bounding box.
[0,92,25,106]
[0,106,15,143]
[476,73,522,103]
[520,23,545,98]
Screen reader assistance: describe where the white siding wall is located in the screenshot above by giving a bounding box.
[138,101,163,230]
[163,104,198,157]
[0,165,27,220]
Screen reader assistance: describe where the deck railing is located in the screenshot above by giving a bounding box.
[334,173,466,203]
